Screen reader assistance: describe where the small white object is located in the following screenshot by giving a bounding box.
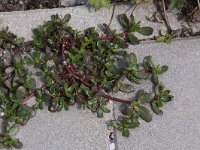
[19,1,24,5]
[110,143,115,150]
[63,61,67,65]
[1,112,4,116]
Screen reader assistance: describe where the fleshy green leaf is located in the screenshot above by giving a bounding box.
[158,65,168,74]
[127,74,141,84]
[122,128,130,137]
[129,53,137,65]
[152,74,159,84]
[111,120,119,127]
[134,71,149,79]
[46,76,54,86]
[88,0,110,9]
[127,120,139,129]
[138,27,153,36]
[25,57,34,65]
[13,37,24,46]
[161,95,173,102]
[105,70,113,77]
[3,43,12,49]
[137,91,154,104]
[151,101,163,115]
[97,109,104,118]
[143,56,154,69]
[13,140,23,149]
[63,14,71,23]
[127,33,139,45]
[119,84,134,93]
[26,78,36,90]
[170,0,186,8]
[136,106,152,122]
[102,107,110,113]
[156,36,167,43]
[35,90,42,98]
[117,14,130,29]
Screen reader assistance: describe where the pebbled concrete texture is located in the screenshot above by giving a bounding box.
[166,10,182,30]
[167,9,200,35]
[0,3,200,150]
[0,5,117,150]
[0,3,165,41]
[0,7,112,41]
[110,3,166,39]
[114,38,200,150]
[15,106,109,150]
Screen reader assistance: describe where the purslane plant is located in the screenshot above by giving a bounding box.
[0,14,173,149]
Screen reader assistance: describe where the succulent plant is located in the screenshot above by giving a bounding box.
[0,13,173,149]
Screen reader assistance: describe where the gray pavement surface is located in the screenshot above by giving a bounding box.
[16,106,109,150]
[114,38,200,150]
[0,3,165,41]
[0,4,200,150]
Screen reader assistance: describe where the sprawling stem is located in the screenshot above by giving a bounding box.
[99,31,128,41]
[61,38,132,104]
[21,93,35,104]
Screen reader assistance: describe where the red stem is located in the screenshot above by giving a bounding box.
[61,38,68,61]
[61,38,132,104]
[65,63,131,104]
[140,68,152,72]
[100,31,128,41]
[99,92,131,104]
[21,92,35,104]
[21,34,133,105]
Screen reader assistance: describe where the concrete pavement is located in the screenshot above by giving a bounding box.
[114,38,200,150]
[0,4,200,150]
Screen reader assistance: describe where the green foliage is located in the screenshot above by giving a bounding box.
[151,84,173,114]
[169,0,187,9]
[111,84,172,136]
[32,14,72,51]
[0,13,173,148]
[88,0,110,9]
[143,55,168,84]
[156,30,175,43]
[0,124,23,149]
[0,27,24,50]
[117,14,153,45]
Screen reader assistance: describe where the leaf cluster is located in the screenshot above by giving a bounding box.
[0,54,36,148]
[117,14,153,45]
[111,56,172,137]
[32,14,72,51]
[0,27,24,50]
[156,30,175,43]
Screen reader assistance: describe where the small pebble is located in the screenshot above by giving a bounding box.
[110,142,115,150]
[1,112,4,116]
[19,0,23,5]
